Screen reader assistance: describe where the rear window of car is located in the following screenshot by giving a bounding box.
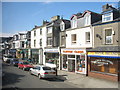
[43,67,51,70]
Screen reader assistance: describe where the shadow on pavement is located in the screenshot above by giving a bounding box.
[2,71,25,86]
[43,75,67,82]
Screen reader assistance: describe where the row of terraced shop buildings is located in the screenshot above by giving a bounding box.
[2,4,120,81]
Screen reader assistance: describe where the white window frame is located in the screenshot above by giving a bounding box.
[104,28,113,44]
[60,24,65,31]
[71,34,77,44]
[85,32,90,43]
[71,18,77,28]
[102,12,113,22]
[47,27,52,34]
[47,37,52,46]
[85,15,91,26]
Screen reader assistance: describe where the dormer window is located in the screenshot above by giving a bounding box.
[85,15,91,26]
[60,24,65,31]
[71,19,77,28]
[47,27,52,34]
[102,12,113,22]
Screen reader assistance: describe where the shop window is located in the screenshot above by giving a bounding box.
[105,29,113,44]
[76,55,85,72]
[61,36,65,46]
[63,55,67,69]
[71,34,77,44]
[68,55,75,58]
[86,32,90,43]
[46,53,59,68]
[47,37,52,46]
[90,58,118,74]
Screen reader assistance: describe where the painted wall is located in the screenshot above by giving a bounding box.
[66,27,92,48]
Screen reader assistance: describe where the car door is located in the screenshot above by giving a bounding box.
[33,66,40,76]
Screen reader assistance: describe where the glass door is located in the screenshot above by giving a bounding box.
[68,59,75,72]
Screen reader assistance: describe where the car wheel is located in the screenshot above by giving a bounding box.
[38,74,42,79]
[29,71,32,75]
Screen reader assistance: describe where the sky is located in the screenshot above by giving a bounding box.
[2,2,119,37]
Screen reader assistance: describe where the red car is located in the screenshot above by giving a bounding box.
[18,61,34,71]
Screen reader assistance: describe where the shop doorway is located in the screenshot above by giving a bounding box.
[68,59,75,72]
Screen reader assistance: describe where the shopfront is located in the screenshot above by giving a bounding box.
[44,48,60,69]
[31,49,39,64]
[61,49,87,74]
[87,51,120,81]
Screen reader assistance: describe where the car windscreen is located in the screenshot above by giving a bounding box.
[43,67,51,70]
[23,62,29,65]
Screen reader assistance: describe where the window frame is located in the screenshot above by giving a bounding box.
[104,28,113,44]
[71,34,77,44]
[40,28,42,35]
[86,32,90,43]
[47,37,52,46]
[102,12,113,22]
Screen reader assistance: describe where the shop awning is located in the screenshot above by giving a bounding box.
[87,55,120,59]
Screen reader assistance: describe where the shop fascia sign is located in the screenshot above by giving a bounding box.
[91,59,113,66]
[62,50,84,54]
[45,49,59,52]
[88,52,120,56]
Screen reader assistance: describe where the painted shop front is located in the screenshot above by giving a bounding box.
[87,51,120,81]
[31,49,39,64]
[61,48,87,74]
[16,49,28,59]
[44,48,60,69]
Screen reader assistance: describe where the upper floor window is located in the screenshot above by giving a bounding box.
[47,27,52,34]
[34,40,36,47]
[86,32,90,43]
[85,15,90,26]
[60,24,65,31]
[105,29,113,44]
[40,39,42,46]
[102,13,113,22]
[34,30,36,36]
[40,28,42,35]
[71,34,77,44]
[47,37,52,46]
[61,36,65,46]
[71,20,77,28]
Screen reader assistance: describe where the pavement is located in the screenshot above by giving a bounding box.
[56,70,119,88]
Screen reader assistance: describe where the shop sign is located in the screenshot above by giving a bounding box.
[91,59,113,66]
[63,50,84,53]
[88,52,120,56]
[45,49,59,53]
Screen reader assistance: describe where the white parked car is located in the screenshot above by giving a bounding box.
[45,63,57,70]
[3,55,14,63]
[29,65,56,79]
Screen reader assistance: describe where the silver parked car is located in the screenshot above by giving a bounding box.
[29,65,56,79]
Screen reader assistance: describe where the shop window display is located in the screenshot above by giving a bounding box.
[90,57,118,75]
[46,53,59,68]
[63,55,67,69]
[76,55,85,72]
